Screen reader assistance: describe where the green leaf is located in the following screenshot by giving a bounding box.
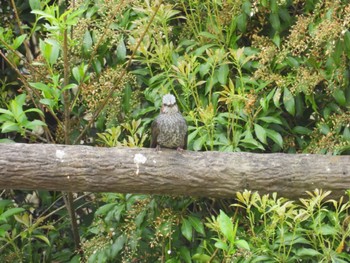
[286,56,299,68]
[258,116,282,124]
[214,240,228,251]
[198,31,218,40]
[31,10,56,21]
[1,121,20,133]
[273,87,282,108]
[344,31,350,57]
[236,13,247,32]
[283,87,295,116]
[217,64,229,85]
[270,0,278,13]
[12,34,27,50]
[188,215,205,235]
[30,82,50,93]
[83,30,93,54]
[24,108,44,116]
[242,1,252,16]
[319,123,330,135]
[266,129,283,148]
[72,66,81,83]
[293,126,312,135]
[25,120,47,130]
[218,210,234,243]
[333,89,346,106]
[295,248,322,257]
[181,218,193,241]
[236,239,250,251]
[343,127,350,140]
[95,203,117,215]
[62,83,77,91]
[0,200,13,210]
[29,0,41,10]
[199,63,210,77]
[116,38,126,63]
[194,44,216,56]
[0,207,25,222]
[269,13,280,31]
[0,109,14,117]
[34,234,51,246]
[39,98,55,108]
[39,39,60,65]
[254,123,267,144]
[192,254,211,262]
[179,247,191,263]
[193,135,206,151]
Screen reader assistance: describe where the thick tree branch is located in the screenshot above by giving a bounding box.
[0,143,349,199]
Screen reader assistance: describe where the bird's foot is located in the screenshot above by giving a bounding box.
[155,145,161,152]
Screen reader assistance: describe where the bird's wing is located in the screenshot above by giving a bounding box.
[150,118,159,148]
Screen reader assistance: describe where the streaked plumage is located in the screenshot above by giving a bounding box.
[151,94,187,150]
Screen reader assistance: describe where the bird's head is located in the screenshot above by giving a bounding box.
[161,94,179,114]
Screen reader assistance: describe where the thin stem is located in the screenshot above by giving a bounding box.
[10,0,33,62]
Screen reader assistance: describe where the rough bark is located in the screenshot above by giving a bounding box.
[0,143,349,199]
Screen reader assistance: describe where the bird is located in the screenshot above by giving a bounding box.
[151,94,187,151]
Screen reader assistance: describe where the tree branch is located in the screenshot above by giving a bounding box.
[0,143,349,199]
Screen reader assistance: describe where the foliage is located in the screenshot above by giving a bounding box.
[77,190,350,262]
[0,0,350,262]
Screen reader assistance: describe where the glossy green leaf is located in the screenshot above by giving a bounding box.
[258,116,283,124]
[1,122,19,133]
[273,87,282,108]
[254,123,267,144]
[319,123,330,135]
[217,64,229,85]
[237,13,247,32]
[181,218,192,241]
[116,38,126,63]
[24,108,44,116]
[25,120,47,130]
[283,87,295,116]
[188,215,205,235]
[0,109,14,117]
[34,234,51,246]
[295,248,322,257]
[343,127,350,140]
[270,0,278,13]
[193,135,206,151]
[293,126,312,135]
[266,129,283,148]
[215,240,228,251]
[199,31,218,40]
[236,239,250,251]
[12,34,27,50]
[29,0,41,10]
[0,207,25,222]
[179,247,191,263]
[269,13,280,31]
[192,254,212,262]
[242,1,251,16]
[83,30,93,54]
[286,56,299,68]
[333,89,346,106]
[218,210,234,243]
